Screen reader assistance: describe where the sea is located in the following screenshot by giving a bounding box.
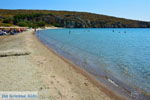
[36,28,150,100]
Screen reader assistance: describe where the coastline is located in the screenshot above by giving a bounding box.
[35,29,128,100]
[0,29,124,100]
[35,28,150,100]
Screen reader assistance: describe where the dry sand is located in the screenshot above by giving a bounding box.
[0,30,125,100]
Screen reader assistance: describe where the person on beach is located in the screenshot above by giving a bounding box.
[34,28,37,32]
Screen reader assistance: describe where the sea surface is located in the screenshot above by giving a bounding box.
[36,28,150,100]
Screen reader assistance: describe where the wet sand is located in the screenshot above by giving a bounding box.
[0,29,126,100]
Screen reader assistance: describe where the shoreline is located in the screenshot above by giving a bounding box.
[0,29,119,100]
[0,28,149,100]
[35,29,128,100]
[35,28,150,100]
[36,39,128,100]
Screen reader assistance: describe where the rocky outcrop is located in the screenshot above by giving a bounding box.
[53,15,150,28]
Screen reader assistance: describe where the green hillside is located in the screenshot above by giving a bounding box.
[0,9,150,28]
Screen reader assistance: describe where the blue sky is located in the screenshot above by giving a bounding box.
[1,0,150,21]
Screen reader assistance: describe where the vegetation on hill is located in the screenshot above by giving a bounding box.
[0,9,150,28]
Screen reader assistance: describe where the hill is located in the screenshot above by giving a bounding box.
[0,9,150,28]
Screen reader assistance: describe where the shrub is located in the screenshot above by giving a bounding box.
[36,21,46,27]
[3,18,13,23]
[52,23,61,27]
[0,23,13,27]
[17,21,29,27]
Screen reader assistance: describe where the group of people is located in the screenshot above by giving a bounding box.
[0,28,27,36]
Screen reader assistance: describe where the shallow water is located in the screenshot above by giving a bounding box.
[36,28,150,99]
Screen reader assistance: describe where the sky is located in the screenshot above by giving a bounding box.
[0,0,150,21]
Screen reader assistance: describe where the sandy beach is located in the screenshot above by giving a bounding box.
[0,29,126,100]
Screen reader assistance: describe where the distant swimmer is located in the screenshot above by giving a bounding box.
[69,30,71,34]
[113,30,115,32]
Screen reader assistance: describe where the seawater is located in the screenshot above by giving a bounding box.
[36,28,150,99]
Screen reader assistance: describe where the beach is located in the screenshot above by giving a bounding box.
[0,29,126,100]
